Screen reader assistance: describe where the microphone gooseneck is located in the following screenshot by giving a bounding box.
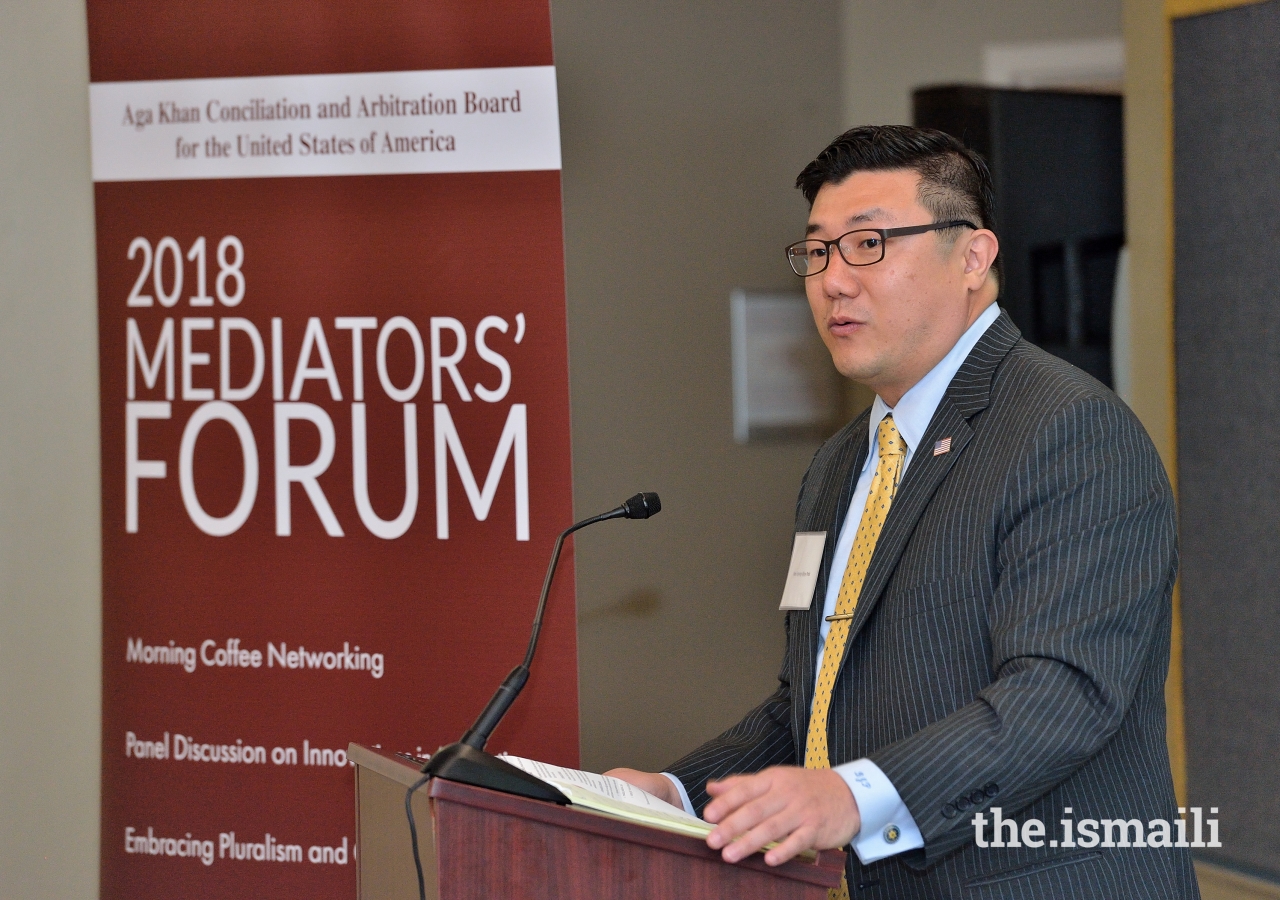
[409,492,662,900]
[421,493,661,788]
[458,492,662,751]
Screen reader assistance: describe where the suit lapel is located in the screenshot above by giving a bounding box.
[947,309,1020,419]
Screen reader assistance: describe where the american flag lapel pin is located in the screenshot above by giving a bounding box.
[933,437,952,456]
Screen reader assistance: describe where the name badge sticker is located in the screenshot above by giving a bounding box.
[778,532,827,610]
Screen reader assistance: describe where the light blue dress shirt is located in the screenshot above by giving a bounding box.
[666,302,1000,865]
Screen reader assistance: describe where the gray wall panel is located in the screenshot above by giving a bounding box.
[1174,0,1280,878]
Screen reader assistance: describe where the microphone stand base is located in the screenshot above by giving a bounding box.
[422,742,569,805]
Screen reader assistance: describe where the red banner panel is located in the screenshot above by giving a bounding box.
[88,3,576,897]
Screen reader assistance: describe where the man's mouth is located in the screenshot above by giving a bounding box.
[827,314,864,337]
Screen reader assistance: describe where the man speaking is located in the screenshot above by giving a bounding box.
[610,126,1198,898]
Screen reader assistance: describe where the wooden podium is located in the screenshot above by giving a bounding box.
[349,744,846,899]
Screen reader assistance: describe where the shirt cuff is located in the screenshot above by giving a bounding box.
[834,758,923,864]
[661,772,697,816]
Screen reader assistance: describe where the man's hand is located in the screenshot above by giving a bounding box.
[703,766,860,866]
[604,768,684,809]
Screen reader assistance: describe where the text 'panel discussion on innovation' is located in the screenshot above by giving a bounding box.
[4,0,1280,898]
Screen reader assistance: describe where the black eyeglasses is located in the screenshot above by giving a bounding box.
[785,220,978,277]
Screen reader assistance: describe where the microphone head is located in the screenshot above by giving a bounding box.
[621,492,661,519]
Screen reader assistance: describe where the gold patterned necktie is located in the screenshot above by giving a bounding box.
[804,415,906,900]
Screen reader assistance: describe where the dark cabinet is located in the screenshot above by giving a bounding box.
[914,85,1123,386]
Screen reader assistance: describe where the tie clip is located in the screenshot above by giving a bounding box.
[825,612,855,622]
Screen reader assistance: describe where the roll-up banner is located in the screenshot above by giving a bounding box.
[87,3,577,896]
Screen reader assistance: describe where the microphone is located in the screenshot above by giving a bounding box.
[621,491,661,519]
[421,493,662,801]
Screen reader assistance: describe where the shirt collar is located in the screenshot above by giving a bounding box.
[867,303,1001,460]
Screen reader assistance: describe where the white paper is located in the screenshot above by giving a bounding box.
[779,531,827,610]
[498,754,702,823]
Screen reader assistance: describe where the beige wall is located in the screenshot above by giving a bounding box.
[840,0,1122,126]
[551,0,842,772]
[1122,0,1188,808]
[1121,0,1176,476]
[0,2,101,898]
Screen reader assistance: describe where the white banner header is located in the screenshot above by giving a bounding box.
[89,67,561,182]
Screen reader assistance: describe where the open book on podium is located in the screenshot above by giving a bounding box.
[497,753,717,838]
[348,743,846,900]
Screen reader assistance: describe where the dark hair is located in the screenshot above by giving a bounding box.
[796,125,999,277]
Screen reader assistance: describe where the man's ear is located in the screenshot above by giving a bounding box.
[962,229,999,287]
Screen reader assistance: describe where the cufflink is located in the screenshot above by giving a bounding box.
[883,824,900,844]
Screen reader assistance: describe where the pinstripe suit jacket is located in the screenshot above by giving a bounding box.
[668,312,1199,898]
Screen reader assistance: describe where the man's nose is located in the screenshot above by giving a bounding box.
[820,250,862,297]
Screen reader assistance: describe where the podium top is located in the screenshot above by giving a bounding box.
[348,743,846,890]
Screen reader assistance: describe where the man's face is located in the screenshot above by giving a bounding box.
[803,169,984,405]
